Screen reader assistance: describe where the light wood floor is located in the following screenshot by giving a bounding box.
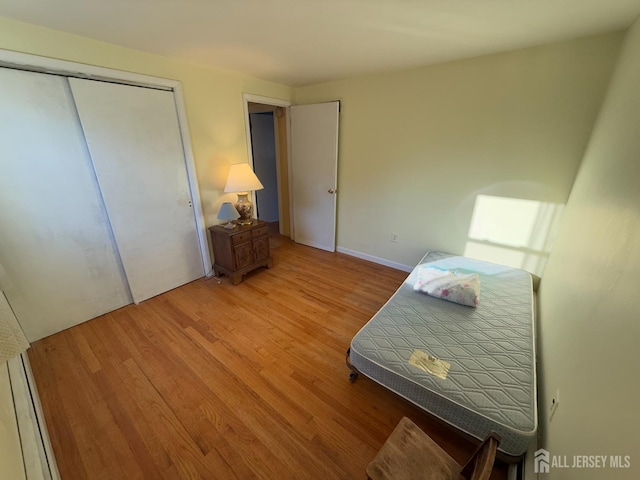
[29,235,509,479]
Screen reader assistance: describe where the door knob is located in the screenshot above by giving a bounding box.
[328,189,336,194]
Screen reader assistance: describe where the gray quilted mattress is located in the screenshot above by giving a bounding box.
[350,251,537,458]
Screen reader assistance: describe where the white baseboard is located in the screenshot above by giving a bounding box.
[336,246,413,272]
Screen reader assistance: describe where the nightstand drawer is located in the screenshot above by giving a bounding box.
[252,225,268,237]
[231,231,252,244]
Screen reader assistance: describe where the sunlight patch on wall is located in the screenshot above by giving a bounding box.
[464,195,564,276]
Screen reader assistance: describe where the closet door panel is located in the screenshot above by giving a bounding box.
[0,68,132,341]
[69,79,203,303]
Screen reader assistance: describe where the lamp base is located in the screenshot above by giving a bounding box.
[222,221,237,229]
[235,193,255,225]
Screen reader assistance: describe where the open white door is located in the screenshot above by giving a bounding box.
[290,102,339,252]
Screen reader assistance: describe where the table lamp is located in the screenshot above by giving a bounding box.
[224,163,264,225]
[217,201,240,229]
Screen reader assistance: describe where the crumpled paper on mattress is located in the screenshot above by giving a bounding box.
[413,265,480,307]
[409,350,451,380]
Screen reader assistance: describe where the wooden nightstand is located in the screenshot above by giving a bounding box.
[209,220,273,285]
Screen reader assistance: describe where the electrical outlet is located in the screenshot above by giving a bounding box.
[391,232,398,243]
[549,389,560,421]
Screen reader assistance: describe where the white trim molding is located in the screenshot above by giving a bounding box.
[242,93,291,107]
[336,246,413,272]
[0,49,175,90]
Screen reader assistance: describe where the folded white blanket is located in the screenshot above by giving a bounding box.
[413,265,480,307]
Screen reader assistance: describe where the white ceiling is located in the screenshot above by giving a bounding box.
[1,0,639,86]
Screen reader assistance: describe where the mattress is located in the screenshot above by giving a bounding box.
[350,251,537,458]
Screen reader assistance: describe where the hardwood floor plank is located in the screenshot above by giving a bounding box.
[28,235,509,479]
[69,328,103,374]
[28,340,90,479]
[138,312,340,479]
[185,326,315,438]
[117,304,303,479]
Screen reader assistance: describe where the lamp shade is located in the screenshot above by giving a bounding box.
[224,163,264,193]
[217,202,240,221]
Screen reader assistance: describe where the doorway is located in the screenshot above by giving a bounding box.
[243,94,291,236]
[243,96,340,249]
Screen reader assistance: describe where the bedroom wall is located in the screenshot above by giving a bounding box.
[536,17,640,480]
[294,32,623,275]
[0,16,293,230]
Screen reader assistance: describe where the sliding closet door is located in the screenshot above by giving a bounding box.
[0,68,132,341]
[69,79,203,303]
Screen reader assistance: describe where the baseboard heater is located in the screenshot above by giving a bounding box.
[1,353,60,480]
